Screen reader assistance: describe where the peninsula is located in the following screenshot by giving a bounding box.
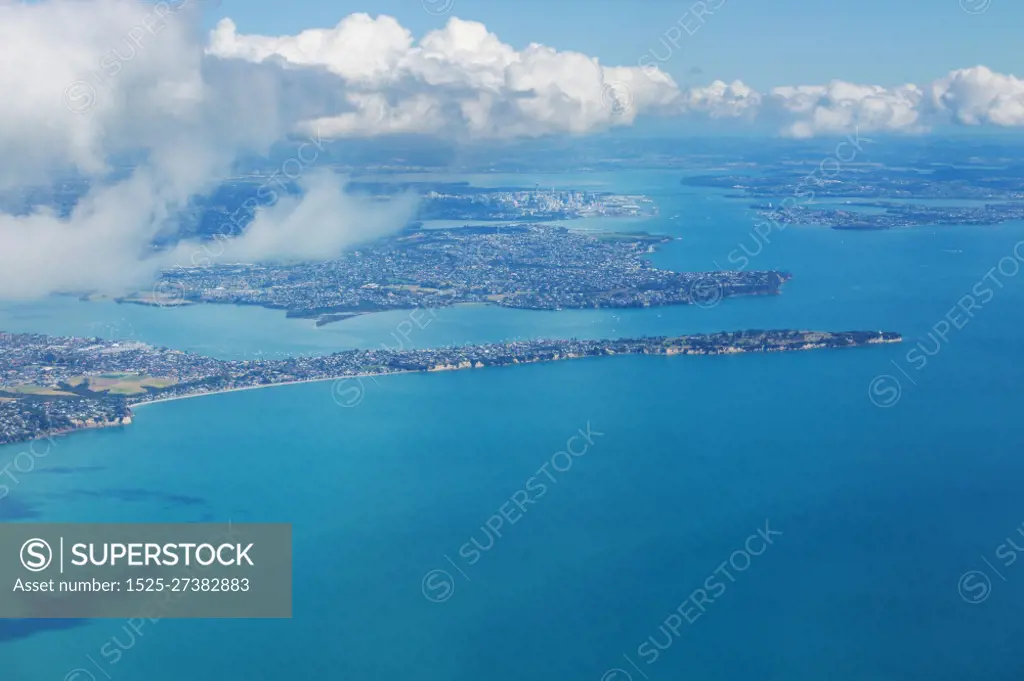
[0,329,901,445]
[129,225,791,324]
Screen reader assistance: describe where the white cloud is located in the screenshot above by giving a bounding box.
[207,14,415,85]
[208,14,684,138]
[164,172,419,265]
[0,0,208,188]
[0,172,168,298]
[677,67,1024,137]
[929,65,1024,127]
[209,13,1024,140]
[679,80,761,119]
[4,2,1024,299]
[766,81,925,138]
[0,0,411,299]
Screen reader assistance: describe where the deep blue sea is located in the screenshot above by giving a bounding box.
[3,170,1024,680]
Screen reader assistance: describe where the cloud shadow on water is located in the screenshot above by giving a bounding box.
[0,618,87,645]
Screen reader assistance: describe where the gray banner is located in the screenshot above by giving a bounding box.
[0,523,291,618]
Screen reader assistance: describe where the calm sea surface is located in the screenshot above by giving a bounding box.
[2,170,1024,680]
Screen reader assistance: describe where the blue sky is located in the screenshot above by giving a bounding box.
[208,0,1020,88]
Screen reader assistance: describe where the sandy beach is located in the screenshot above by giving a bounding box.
[128,371,414,409]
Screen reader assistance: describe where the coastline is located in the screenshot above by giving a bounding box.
[2,330,902,446]
[0,417,131,448]
[129,371,415,409]
[132,334,901,409]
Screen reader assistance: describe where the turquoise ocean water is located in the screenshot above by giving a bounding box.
[2,170,1024,680]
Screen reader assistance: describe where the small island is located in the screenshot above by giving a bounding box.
[0,329,901,445]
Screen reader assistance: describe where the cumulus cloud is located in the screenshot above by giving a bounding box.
[208,14,1024,141]
[670,66,1024,138]
[4,1,1024,299]
[679,80,761,119]
[766,82,925,138]
[207,14,684,138]
[930,66,1024,127]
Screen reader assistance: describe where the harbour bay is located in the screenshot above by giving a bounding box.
[9,3,1024,679]
[3,172,1024,680]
